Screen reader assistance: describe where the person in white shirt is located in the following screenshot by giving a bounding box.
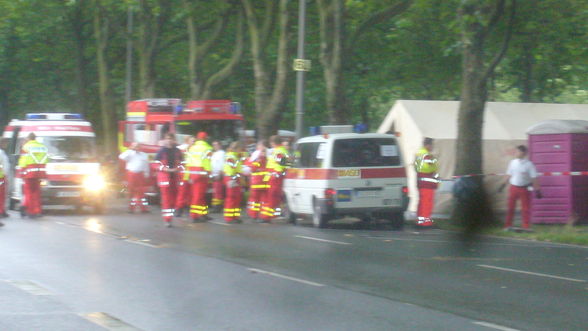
[501,145,540,229]
[210,141,226,211]
[119,142,150,213]
[0,147,10,224]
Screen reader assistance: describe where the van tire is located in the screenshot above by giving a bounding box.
[9,198,17,211]
[283,199,297,225]
[388,212,405,231]
[312,198,329,229]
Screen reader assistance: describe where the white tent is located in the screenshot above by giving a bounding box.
[377,100,588,215]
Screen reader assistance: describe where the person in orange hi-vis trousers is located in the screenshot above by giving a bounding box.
[174,135,195,217]
[222,142,245,223]
[18,133,49,218]
[259,135,291,223]
[245,140,268,220]
[186,132,213,222]
[0,146,10,225]
[210,140,226,213]
[414,137,439,227]
[155,133,183,227]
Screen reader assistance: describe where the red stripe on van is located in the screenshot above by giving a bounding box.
[286,167,405,180]
[361,167,406,179]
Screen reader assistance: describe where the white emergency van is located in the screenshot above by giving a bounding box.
[1,113,106,213]
[283,132,409,229]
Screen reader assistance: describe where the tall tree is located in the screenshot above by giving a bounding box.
[316,0,412,124]
[93,0,120,154]
[183,0,245,100]
[242,0,291,138]
[135,0,172,98]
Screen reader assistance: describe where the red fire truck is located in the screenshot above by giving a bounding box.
[118,98,245,200]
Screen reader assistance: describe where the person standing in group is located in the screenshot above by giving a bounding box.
[119,142,150,213]
[501,145,540,230]
[174,135,195,217]
[259,135,290,223]
[17,133,48,218]
[414,137,439,227]
[245,140,268,220]
[0,145,10,225]
[155,133,183,227]
[210,140,226,213]
[223,142,245,223]
[186,132,213,222]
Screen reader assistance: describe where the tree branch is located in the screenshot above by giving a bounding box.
[482,0,516,81]
[349,0,413,48]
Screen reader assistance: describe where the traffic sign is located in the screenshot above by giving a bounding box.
[293,59,311,72]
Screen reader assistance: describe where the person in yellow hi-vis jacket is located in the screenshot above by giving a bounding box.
[222,142,245,223]
[414,137,439,227]
[244,140,268,220]
[186,132,213,222]
[174,135,195,217]
[18,133,49,218]
[259,135,290,223]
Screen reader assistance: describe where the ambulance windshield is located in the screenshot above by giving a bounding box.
[175,120,242,146]
[332,138,401,167]
[37,136,97,162]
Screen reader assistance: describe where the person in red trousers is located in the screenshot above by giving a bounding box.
[0,146,10,225]
[186,132,213,222]
[210,140,226,213]
[501,145,540,230]
[155,133,183,227]
[174,135,195,217]
[414,137,438,227]
[223,142,245,223]
[259,135,290,223]
[119,142,150,213]
[18,133,49,218]
[245,140,268,220]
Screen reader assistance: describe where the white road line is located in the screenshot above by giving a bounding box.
[478,264,587,283]
[81,312,142,330]
[5,280,53,295]
[248,268,325,287]
[473,321,520,331]
[295,235,352,245]
[209,221,231,226]
[124,239,160,248]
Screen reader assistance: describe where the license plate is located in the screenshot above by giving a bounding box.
[356,190,381,198]
[57,191,80,198]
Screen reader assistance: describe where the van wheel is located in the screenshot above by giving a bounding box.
[312,199,329,229]
[9,198,17,211]
[388,212,405,231]
[283,200,297,225]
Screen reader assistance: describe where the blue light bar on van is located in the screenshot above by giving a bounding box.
[26,114,47,120]
[63,113,84,120]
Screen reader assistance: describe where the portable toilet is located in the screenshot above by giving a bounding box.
[527,120,588,224]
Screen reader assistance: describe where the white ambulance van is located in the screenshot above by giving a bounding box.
[1,113,106,213]
[283,131,409,229]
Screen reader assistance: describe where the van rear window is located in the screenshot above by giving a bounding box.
[332,138,400,167]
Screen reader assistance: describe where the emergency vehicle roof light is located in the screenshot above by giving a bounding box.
[64,113,84,120]
[26,114,47,120]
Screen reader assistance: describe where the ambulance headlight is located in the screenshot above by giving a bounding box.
[83,175,106,191]
[40,179,49,186]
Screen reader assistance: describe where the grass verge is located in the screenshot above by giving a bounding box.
[435,220,588,246]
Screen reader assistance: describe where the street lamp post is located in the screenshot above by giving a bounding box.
[294,0,308,141]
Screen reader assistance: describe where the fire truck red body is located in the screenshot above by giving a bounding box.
[118,98,245,200]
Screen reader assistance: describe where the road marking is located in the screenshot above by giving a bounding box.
[478,264,587,283]
[81,312,142,330]
[248,268,325,287]
[124,239,161,248]
[5,280,53,295]
[295,235,352,245]
[473,321,520,331]
[209,221,231,226]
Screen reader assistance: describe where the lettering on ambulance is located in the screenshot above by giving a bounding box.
[336,169,361,179]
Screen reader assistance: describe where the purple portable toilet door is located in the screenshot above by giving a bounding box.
[527,120,588,224]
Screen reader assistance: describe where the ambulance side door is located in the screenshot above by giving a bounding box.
[298,142,325,214]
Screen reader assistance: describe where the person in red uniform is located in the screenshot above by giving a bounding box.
[223,142,245,223]
[0,146,10,225]
[18,133,49,218]
[210,140,226,213]
[259,135,290,223]
[187,132,213,222]
[174,135,195,217]
[119,142,150,213]
[244,140,268,220]
[414,137,439,227]
[155,133,183,227]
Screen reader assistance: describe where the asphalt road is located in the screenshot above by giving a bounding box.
[0,201,587,331]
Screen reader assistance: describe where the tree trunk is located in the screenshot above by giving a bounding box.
[67,0,90,116]
[242,0,291,139]
[93,2,116,155]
